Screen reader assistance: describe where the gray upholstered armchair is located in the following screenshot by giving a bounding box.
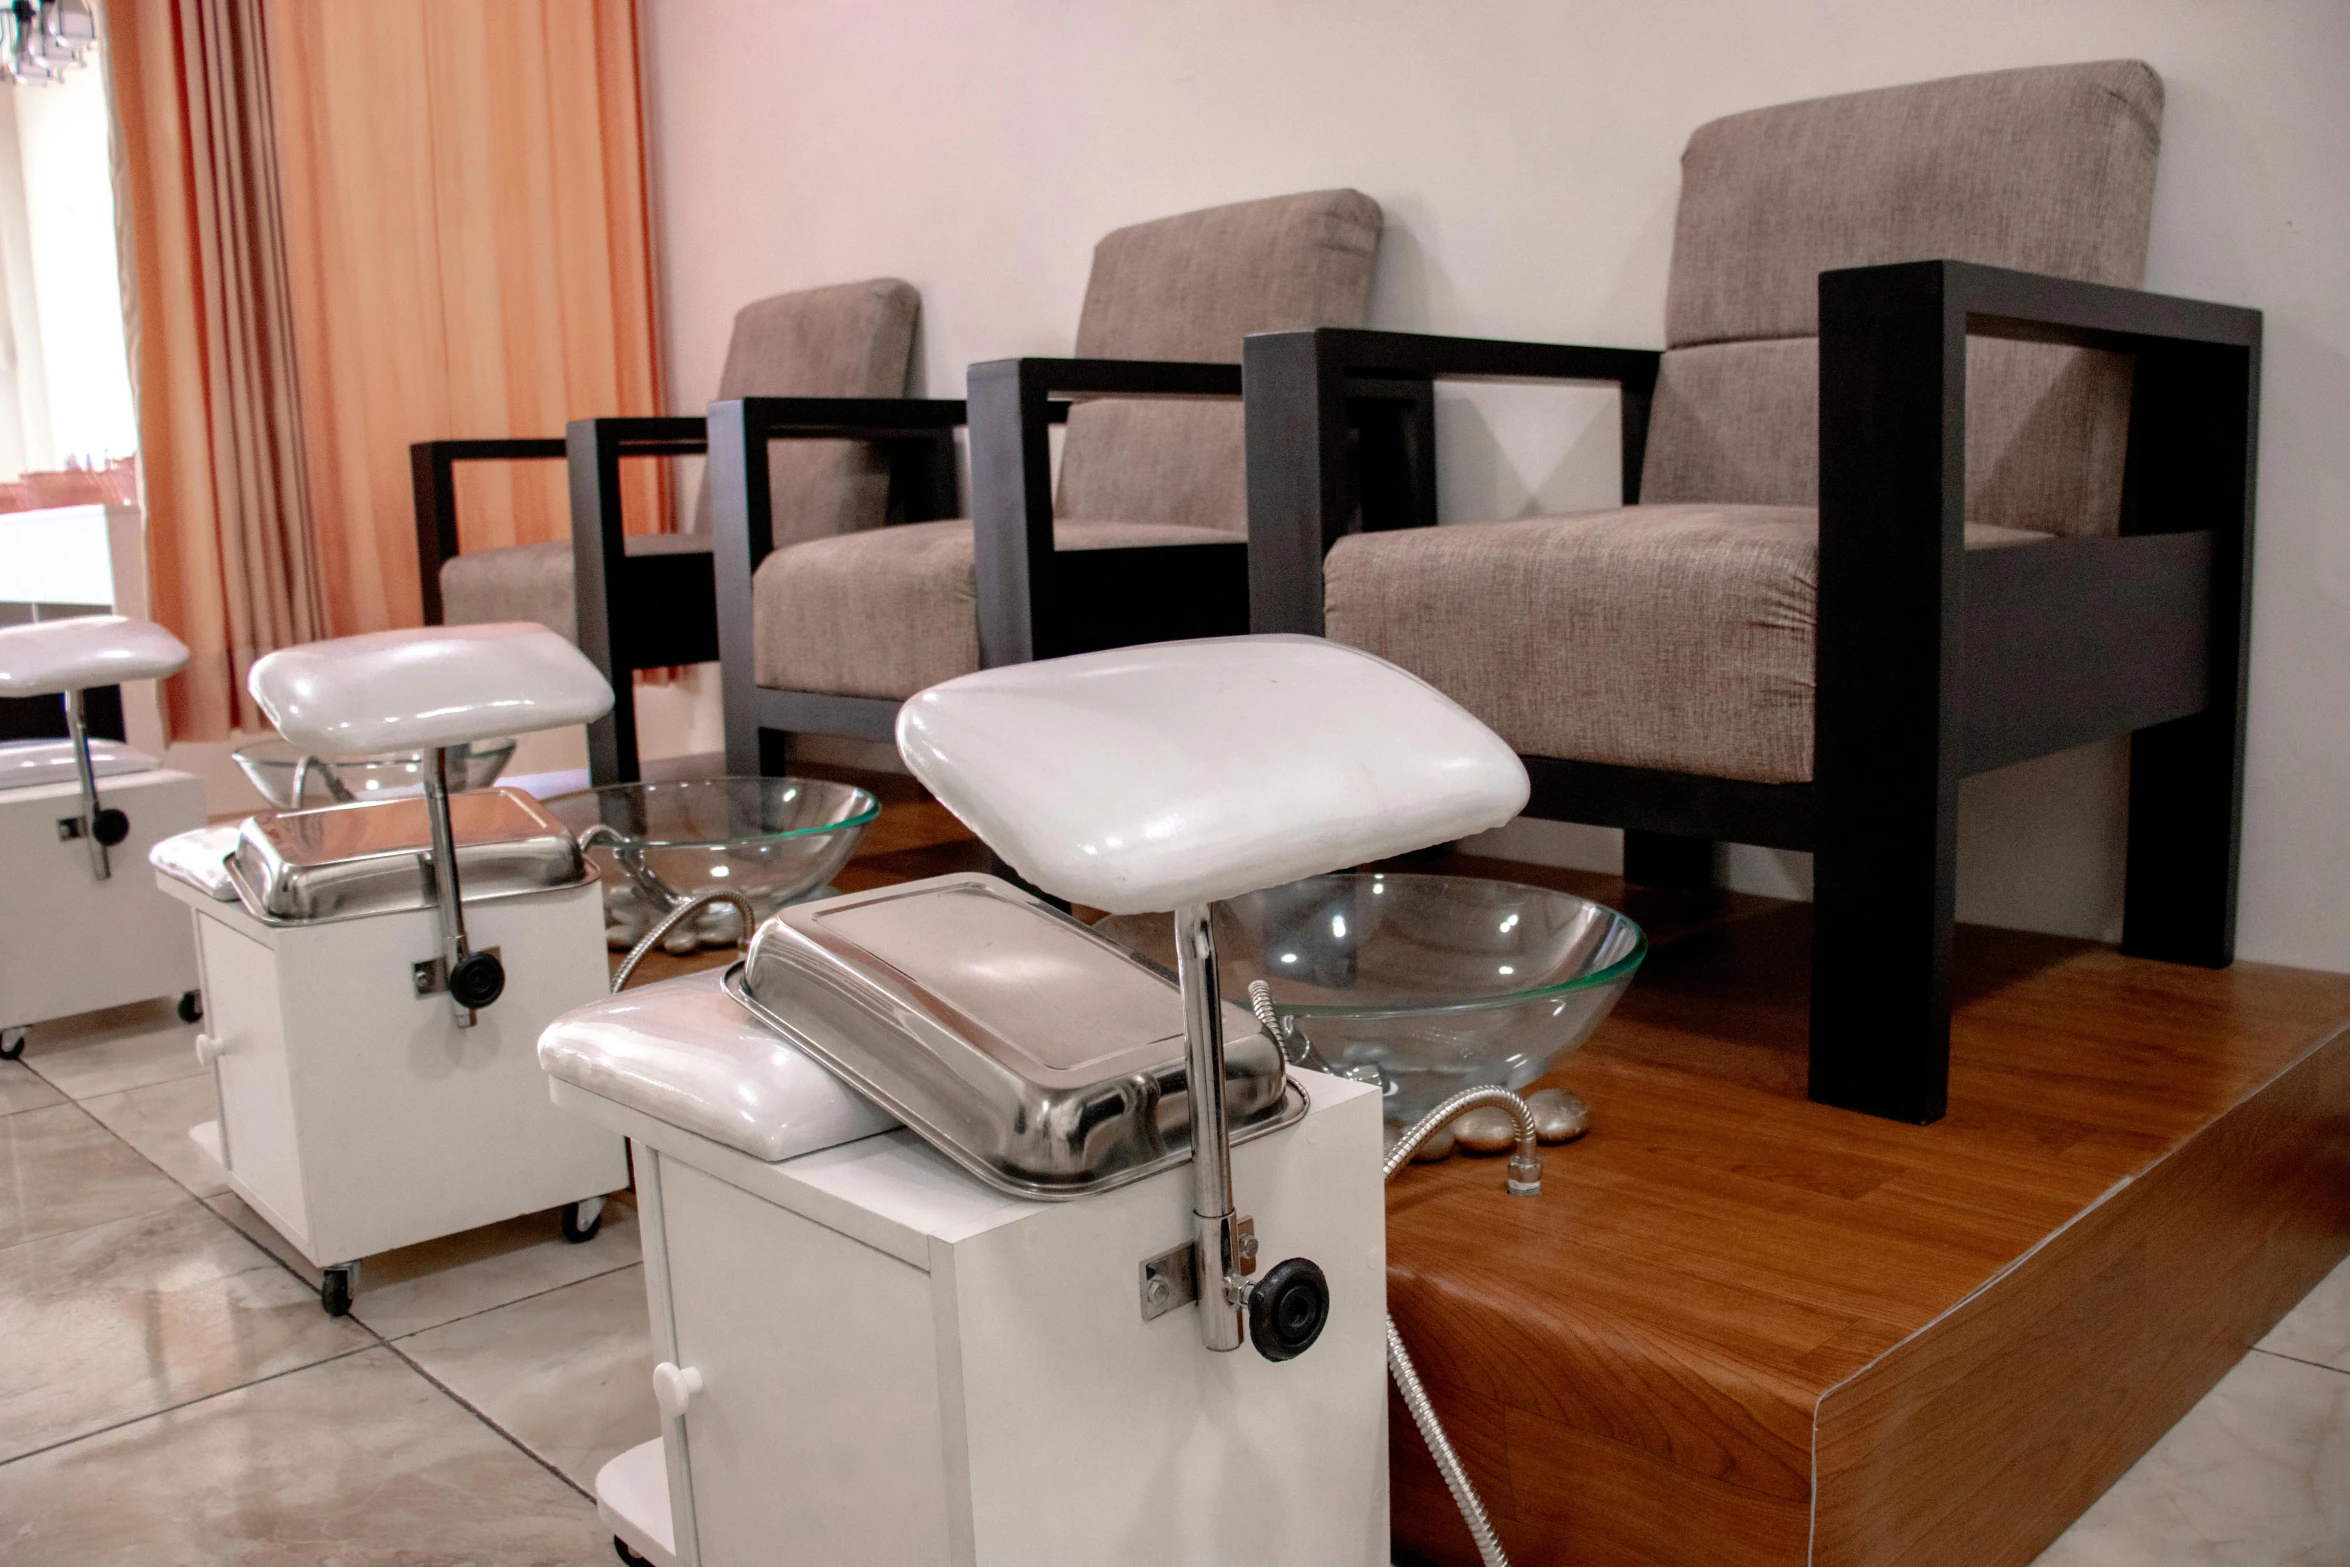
[413,278,933,781]
[709,189,1387,774]
[1245,63,2261,1123]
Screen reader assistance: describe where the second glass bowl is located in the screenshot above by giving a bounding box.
[1094,871,1644,1133]
[542,776,880,950]
[232,736,517,809]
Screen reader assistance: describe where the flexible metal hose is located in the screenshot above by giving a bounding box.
[1382,1087,1543,1567]
[611,888,759,993]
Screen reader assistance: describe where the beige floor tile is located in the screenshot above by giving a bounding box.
[353,1193,641,1339]
[0,1059,64,1117]
[0,1347,612,1565]
[203,1191,325,1289]
[19,998,202,1101]
[0,1201,372,1462]
[2030,1349,2350,1566]
[2262,1252,2350,1374]
[78,1072,229,1198]
[395,1264,659,1491]
[0,1102,187,1249]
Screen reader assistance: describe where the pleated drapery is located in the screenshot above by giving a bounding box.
[267,0,664,641]
[110,0,325,740]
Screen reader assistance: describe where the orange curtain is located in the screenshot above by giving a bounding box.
[109,0,327,740]
[266,0,664,640]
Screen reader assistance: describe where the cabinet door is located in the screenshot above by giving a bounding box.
[659,1161,956,1567]
[201,919,309,1248]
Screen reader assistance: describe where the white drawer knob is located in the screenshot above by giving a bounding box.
[652,1361,703,1420]
[193,1033,225,1066]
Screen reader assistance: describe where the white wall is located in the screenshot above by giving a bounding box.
[642,0,2350,972]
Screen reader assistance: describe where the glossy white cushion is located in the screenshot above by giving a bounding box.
[538,968,899,1162]
[896,634,1530,914]
[0,616,188,697]
[248,622,614,754]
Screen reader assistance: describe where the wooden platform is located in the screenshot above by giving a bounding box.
[621,776,2350,1567]
[1386,853,2350,1567]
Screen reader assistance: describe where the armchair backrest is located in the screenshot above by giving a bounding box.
[1642,61,2163,537]
[691,278,921,545]
[1057,189,1383,535]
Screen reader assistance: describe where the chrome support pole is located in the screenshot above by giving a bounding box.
[1175,901,1249,1351]
[422,746,475,1027]
[64,687,108,880]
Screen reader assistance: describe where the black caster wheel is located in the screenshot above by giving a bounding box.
[176,990,203,1025]
[0,1026,23,1061]
[561,1196,606,1244]
[613,1538,653,1566]
[320,1263,357,1317]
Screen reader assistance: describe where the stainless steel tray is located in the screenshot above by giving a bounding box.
[732,873,1304,1199]
[228,787,588,924]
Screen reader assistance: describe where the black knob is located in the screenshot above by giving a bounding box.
[92,808,130,847]
[448,949,505,1010]
[1248,1257,1329,1363]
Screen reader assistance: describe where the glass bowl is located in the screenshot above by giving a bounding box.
[232,736,517,809]
[1093,872,1644,1134]
[541,777,880,950]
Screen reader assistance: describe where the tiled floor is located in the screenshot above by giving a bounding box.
[1,998,2345,1564]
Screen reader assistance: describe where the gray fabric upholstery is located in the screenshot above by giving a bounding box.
[1642,335,2139,537]
[692,278,922,543]
[1643,61,2161,539]
[753,518,1235,700]
[440,533,712,645]
[752,191,1383,700]
[1325,509,2050,785]
[1057,189,1382,533]
[443,279,916,641]
[1333,63,2166,789]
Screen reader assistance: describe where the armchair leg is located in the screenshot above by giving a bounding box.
[1808,794,1958,1124]
[587,697,639,787]
[2120,711,2240,967]
[758,726,792,777]
[1622,830,1713,891]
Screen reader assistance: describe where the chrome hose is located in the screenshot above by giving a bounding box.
[611,888,758,993]
[1382,1087,1544,1567]
[1388,1314,1510,1567]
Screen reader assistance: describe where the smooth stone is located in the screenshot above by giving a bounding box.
[0,1347,608,1560]
[661,924,701,956]
[1409,1126,1456,1162]
[1452,1104,1517,1155]
[394,1264,659,1490]
[1527,1087,1591,1144]
[1,1102,187,1249]
[16,999,203,1101]
[77,1074,231,1198]
[0,1201,370,1462]
[352,1195,641,1340]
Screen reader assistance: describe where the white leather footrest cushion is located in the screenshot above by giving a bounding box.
[537,967,898,1162]
[150,823,244,901]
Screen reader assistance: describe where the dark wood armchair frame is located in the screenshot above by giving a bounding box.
[413,422,725,784]
[711,360,1441,776]
[1244,259,2261,1124]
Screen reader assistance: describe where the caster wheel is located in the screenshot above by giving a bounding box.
[176,990,204,1025]
[0,1026,23,1061]
[562,1196,606,1244]
[613,1538,653,1566]
[320,1263,357,1317]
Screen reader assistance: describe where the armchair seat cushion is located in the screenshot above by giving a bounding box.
[1323,505,2048,785]
[753,519,1238,701]
[441,533,713,645]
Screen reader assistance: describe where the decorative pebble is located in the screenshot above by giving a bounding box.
[1526,1087,1590,1144]
[1451,1105,1518,1155]
[661,925,702,956]
[606,925,634,951]
[1409,1126,1456,1163]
